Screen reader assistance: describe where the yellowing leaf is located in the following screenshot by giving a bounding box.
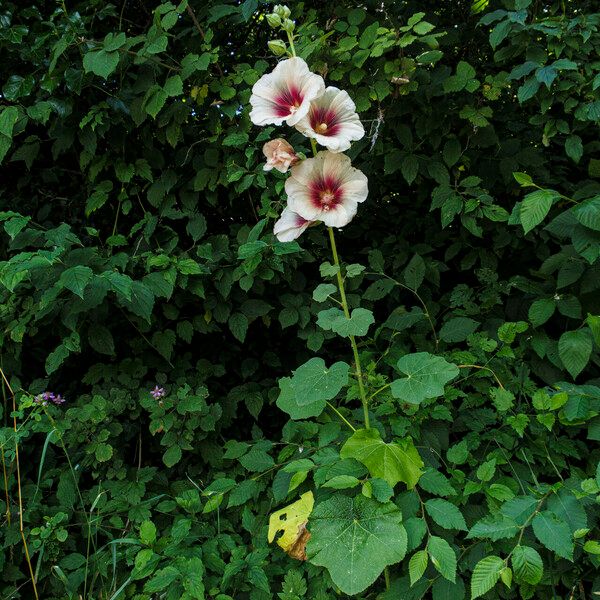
[268,491,314,560]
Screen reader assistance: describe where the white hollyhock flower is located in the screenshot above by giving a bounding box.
[249,57,325,127]
[285,151,368,228]
[294,87,364,153]
[273,207,313,242]
[262,138,298,173]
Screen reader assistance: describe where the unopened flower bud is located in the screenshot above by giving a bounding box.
[266,13,281,28]
[262,138,298,173]
[274,4,290,19]
[267,39,287,56]
[282,18,295,33]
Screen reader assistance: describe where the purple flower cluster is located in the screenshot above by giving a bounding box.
[34,391,66,406]
[150,386,166,400]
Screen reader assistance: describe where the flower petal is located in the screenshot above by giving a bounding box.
[285,151,368,228]
[273,207,312,242]
[250,57,325,127]
[294,87,365,152]
[286,176,322,221]
[321,202,356,228]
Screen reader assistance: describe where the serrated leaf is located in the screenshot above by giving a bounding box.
[139,520,157,545]
[558,329,592,379]
[363,278,395,301]
[517,76,540,102]
[511,545,543,585]
[432,576,466,600]
[467,514,519,541]
[162,445,182,468]
[418,469,456,497]
[489,19,511,49]
[163,74,183,96]
[439,317,479,343]
[83,49,119,79]
[391,352,459,405]
[120,281,154,321]
[565,135,583,163]
[307,495,407,595]
[574,197,600,231]
[58,266,94,298]
[519,189,558,233]
[409,550,428,586]
[470,555,504,599]
[587,314,600,346]
[401,155,419,184]
[322,475,360,489]
[340,428,424,489]
[425,499,467,531]
[403,254,425,290]
[144,566,179,593]
[88,324,115,355]
[531,511,573,560]
[528,298,555,327]
[513,172,533,186]
[428,536,457,583]
[228,312,248,342]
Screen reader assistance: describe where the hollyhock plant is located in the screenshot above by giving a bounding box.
[295,87,365,153]
[285,151,368,228]
[249,57,325,127]
[262,138,299,173]
[273,207,313,241]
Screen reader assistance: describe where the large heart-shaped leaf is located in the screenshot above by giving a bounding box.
[276,358,349,419]
[307,495,407,595]
[340,428,423,489]
[317,307,375,337]
[391,352,459,405]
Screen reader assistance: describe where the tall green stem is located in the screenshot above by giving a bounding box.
[327,227,370,429]
[286,31,296,57]
[308,139,369,427]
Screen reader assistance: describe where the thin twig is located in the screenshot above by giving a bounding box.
[457,363,505,389]
[367,271,439,350]
[0,369,39,600]
[326,401,356,432]
[186,4,224,77]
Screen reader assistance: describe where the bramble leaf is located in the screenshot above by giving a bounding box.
[470,555,504,599]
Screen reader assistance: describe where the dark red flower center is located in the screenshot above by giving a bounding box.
[308,106,341,136]
[310,175,343,212]
[273,85,304,117]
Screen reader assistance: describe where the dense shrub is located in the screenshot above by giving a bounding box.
[1,0,599,598]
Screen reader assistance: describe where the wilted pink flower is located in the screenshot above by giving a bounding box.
[295,87,365,153]
[263,139,299,173]
[249,57,325,126]
[273,207,313,242]
[285,151,368,228]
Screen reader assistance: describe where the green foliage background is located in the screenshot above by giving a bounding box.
[1,0,600,598]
